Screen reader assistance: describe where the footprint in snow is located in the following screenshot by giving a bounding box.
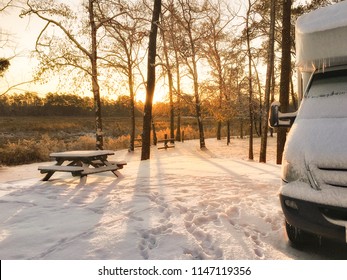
[137,223,173,259]
[184,211,223,259]
[243,226,265,259]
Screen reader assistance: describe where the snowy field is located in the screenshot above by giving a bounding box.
[1,136,347,260]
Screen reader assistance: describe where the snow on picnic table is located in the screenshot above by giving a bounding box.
[0,137,346,260]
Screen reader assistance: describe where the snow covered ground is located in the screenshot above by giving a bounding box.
[1,136,346,260]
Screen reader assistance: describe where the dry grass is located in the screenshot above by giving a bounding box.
[0,116,237,166]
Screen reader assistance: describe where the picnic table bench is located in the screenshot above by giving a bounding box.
[157,134,175,150]
[38,150,126,182]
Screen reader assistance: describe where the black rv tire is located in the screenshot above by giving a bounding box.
[285,220,307,247]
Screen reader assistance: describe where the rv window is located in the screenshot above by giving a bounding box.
[306,69,347,99]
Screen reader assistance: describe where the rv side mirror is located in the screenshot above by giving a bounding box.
[269,102,280,127]
[269,101,297,128]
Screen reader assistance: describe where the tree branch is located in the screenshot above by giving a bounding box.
[0,0,16,12]
[1,79,35,96]
[22,1,92,59]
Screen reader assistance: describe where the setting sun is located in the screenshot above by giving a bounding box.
[135,83,171,104]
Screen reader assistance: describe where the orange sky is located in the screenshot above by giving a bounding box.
[0,4,169,103]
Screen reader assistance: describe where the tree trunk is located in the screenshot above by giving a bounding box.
[217,68,224,141]
[152,120,157,145]
[194,79,206,149]
[190,37,205,149]
[141,0,161,160]
[290,75,298,110]
[128,72,136,152]
[175,50,182,142]
[175,98,182,141]
[277,0,292,164]
[169,79,175,144]
[160,25,175,144]
[217,120,222,140]
[227,120,231,145]
[89,0,103,150]
[259,0,276,163]
[246,0,254,160]
[270,65,276,137]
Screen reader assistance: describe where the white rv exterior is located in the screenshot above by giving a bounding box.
[278,1,347,245]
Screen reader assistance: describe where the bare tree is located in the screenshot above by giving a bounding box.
[174,0,211,149]
[224,44,247,144]
[21,0,123,150]
[159,9,175,143]
[162,0,185,142]
[245,0,257,160]
[99,0,147,152]
[89,0,103,149]
[277,0,292,164]
[201,0,236,141]
[141,0,161,161]
[259,0,276,163]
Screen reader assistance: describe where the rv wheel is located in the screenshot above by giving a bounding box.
[285,220,307,247]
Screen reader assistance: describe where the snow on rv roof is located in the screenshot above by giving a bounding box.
[297,1,347,33]
[296,1,347,71]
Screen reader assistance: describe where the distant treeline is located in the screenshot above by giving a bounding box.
[0,92,144,117]
[0,92,199,118]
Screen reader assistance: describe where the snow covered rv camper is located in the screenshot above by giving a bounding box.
[270,1,347,246]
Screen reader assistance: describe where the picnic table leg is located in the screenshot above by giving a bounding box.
[42,171,55,181]
[164,134,168,149]
[111,170,120,177]
[103,160,120,177]
[41,159,64,181]
[79,175,87,185]
[68,160,81,166]
[79,162,90,183]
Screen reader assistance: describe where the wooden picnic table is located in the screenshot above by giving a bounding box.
[38,150,126,182]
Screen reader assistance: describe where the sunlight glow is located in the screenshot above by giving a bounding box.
[135,84,169,104]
